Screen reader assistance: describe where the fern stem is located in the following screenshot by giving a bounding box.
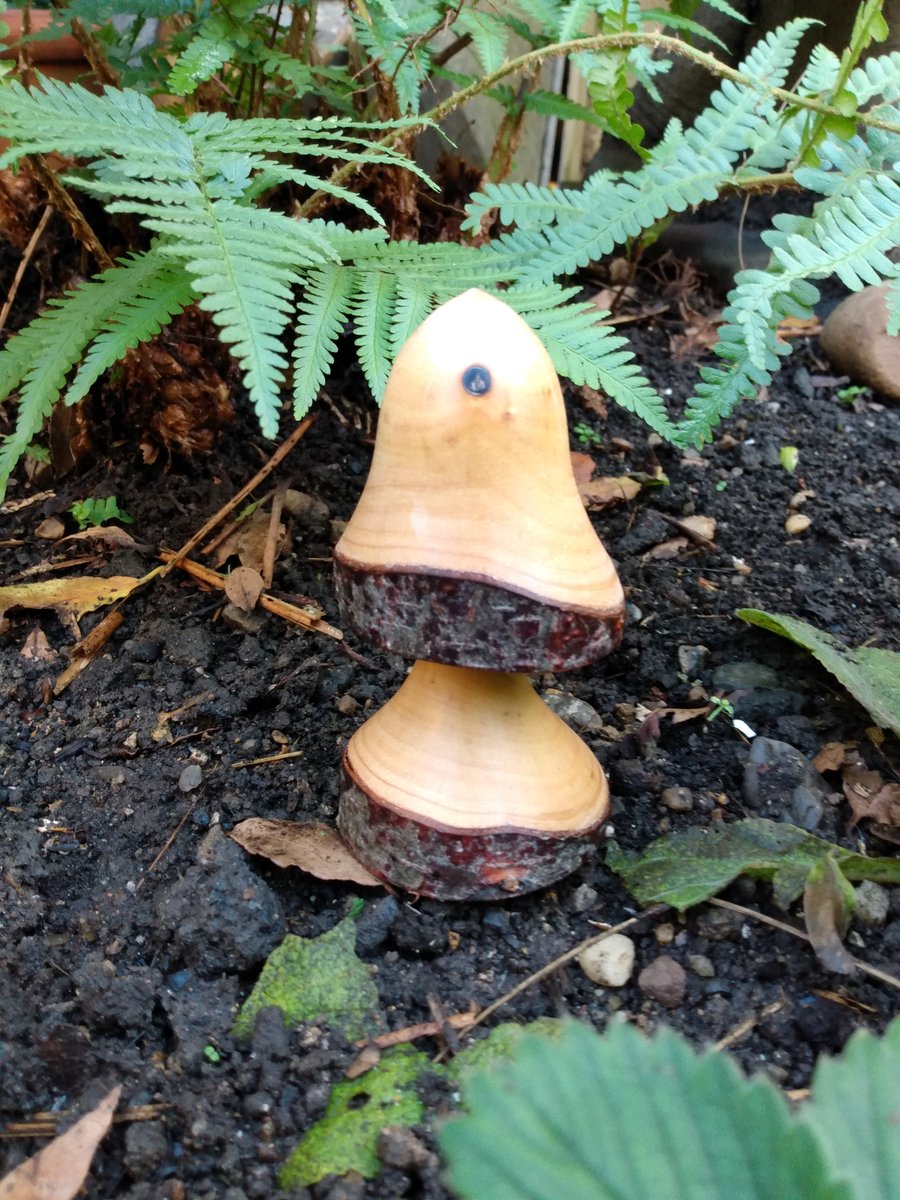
[297,30,900,220]
[30,155,113,270]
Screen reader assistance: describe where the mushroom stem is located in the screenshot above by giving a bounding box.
[338,661,609,900]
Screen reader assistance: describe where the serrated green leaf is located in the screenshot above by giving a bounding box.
[441,1020,852,1200]
[280,1045,427,1188]
[607,818,900,911]
[232,915,381,1042]
[736,609,900,735]
[804,1019,900,1200]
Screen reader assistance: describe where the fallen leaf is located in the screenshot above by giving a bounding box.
[777,315,822,338]
[813,742,854,773]
[225,566,264,612]
[569,452,595,484]
[578,476,641,509]
[574,385,608,419]
[737,610,900,736]
[803,856,856,975]
[35,516,65,540]
[20,624,56,662]
[843,765,900,831]
[670,311,721,359]
[636,704,710,740]
[679,515,717,541]
[0,1085,120,1200]
[643,537,688,560]
[233,916,382,1042]
[231,818,382,887]
[0,576,140,634]
[62,525,147,552]
[213,508,283,572]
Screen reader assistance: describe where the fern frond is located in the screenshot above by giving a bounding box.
[389,279,436,357]
[850,50,900,104]
[292,266,358,419]
[167,30,233,95]
[455,6,509,75]
[461,179,600,235]
[885,278,900,336]
[0,252,171,497]
[508,289,675,440]
[67,255,196,405]
[0,78,189,171]
[353,271,399,399]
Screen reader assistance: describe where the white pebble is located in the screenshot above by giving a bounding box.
[578,934,636,987]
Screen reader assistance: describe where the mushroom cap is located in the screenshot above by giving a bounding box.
[334,289,624,669]
[343,661,609,834]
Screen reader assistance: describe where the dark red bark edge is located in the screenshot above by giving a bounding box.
[333,557,624,672]
[338,763,608,901]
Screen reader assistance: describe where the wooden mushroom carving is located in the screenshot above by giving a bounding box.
[334,288,624,672]
[335,289,625,900]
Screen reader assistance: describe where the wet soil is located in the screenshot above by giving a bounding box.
[1,307,899,1199]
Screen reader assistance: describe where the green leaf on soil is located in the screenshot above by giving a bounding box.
[440,1019,852,1200]
[804,1019,900,1200]
[232,914,380,1042]
[736,609,900,735]
[607,818,900,911]
[448,1018,564,1082]
[279,1045,428,1188]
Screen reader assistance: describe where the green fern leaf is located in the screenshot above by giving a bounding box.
[389,278,436,356]
[167,31,233,95]
[850,50,900,104]
[0,252,172,498]
[67,255,196,405]
[292,266,358,418]
[456,7,509,75]
[510,291,675,440]
[354,271,398,399]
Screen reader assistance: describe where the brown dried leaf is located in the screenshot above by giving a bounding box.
[224,566,264,613]
[212,509,277,572]
[803,857,856,975]
[813,741,853,773]
[62,526,146,552]
[569,452,596,484]
[35,517,65,540]
[20,624,56,663]
[0,1085,120,1200]
[679,515,717,541]
[843,765,900,830]
[643,537,689,560]
[575,386,608,419]
[0,576,140,625]
[230,818,382,887]
[578,476,641,510]
[670,312,721,360]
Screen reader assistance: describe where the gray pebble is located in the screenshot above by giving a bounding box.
[695,907,741,942]
[179,764,203,792]
[712,661,779,691]
[570,883,598,914]
[687,953,715,979]
[543,693,604,732]
[854,881,890,927]
[743,737,831,825]
[355,896,400,954]
[123,638,161,663]
[677,645,708,677]
[661,786,693,813]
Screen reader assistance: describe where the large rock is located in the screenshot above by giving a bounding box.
[819,283,900,401]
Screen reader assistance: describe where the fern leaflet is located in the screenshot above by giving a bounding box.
[292,267,358,419]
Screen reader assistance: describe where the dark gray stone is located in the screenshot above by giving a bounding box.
[742,737,831,826]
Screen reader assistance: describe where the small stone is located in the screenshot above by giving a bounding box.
[178,764,203,792]
[677,645,709,677]
[377,1126,436,1170]
[854,881,890,927]
[570,883,598,914]
[543,693,604,732]
[221,603,267,635]
[712,661,779,690]
[124,1121,169,1180]
[743,737,831,821]
[695,907,741,941]
[637,955,687,1008]
[820,282,900,399]
[687,953,715,979]
[335,693,359,716]
[578,934,635,987]
[123,638,162,663]
[661,786,693,812]
[785,512,811,536]
[654,923,676,946]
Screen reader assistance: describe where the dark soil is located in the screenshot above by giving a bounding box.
[2,296,899,1199]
